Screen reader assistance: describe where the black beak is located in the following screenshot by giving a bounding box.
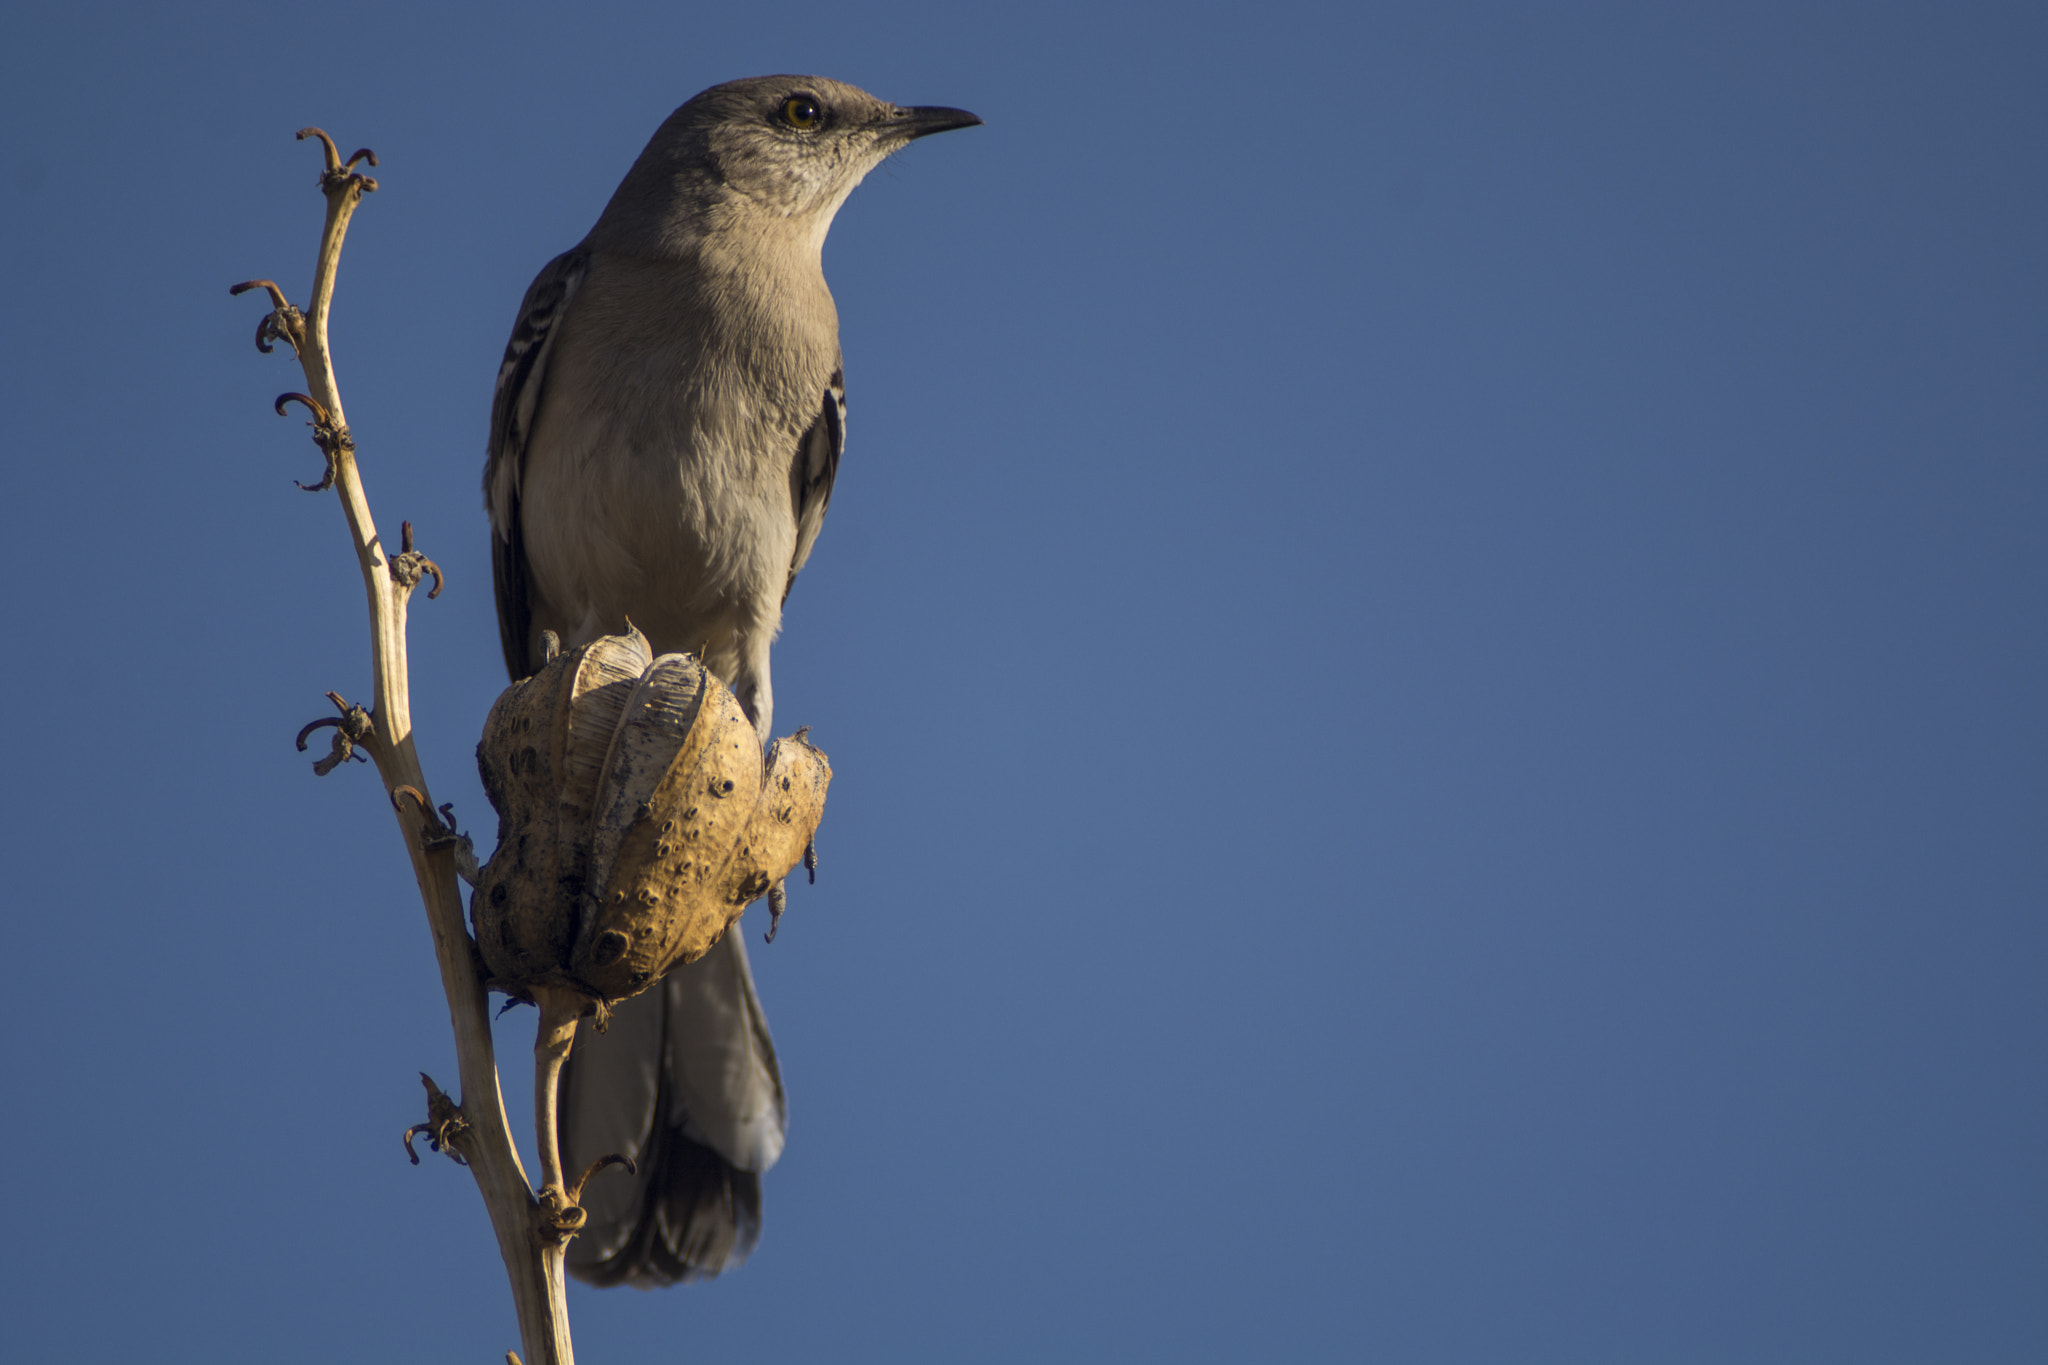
[891,105,984,140]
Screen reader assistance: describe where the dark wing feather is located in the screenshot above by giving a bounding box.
[783,366,846,604]
[485,248,590,680]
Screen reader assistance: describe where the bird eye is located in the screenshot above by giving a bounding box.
[780,95,822,130]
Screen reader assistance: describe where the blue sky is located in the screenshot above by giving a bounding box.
[3,3,2043,1361]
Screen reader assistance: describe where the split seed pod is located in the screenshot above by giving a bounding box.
[471,629,830,1009]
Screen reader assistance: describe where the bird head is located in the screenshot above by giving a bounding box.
[595,75,981,254]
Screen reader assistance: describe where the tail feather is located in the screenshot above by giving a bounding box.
[558,930,784,1289]
[568,1127,762,1288]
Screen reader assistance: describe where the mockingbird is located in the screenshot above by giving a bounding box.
[484,76,979,1287]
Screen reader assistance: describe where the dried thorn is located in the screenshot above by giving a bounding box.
[804,836,818,886]
[296,716,365,766]
[392,785,445,829]
[567,1153,638,1202]
[496,996,534,1019]
[295,447,344,493]
[250,308,285,356]
[345,147,379,172]
[792,725,812,744]
[295,715,341,751]
[229,279,291,310]
[274,391,329,424]
[295,126,343,172]
[296,457,338,493]
[316,744,368,774]
[764,880,787,944]
[402,1123,431,1165]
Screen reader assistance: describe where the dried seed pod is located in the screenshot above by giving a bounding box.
[733,731,833,906]
[471,631,831,1009]
[471,630,651,993]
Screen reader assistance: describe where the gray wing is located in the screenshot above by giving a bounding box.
[783,366,846,604]
[560,931,785,1287]
[485,248,590,681]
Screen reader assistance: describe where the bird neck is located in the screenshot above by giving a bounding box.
[586,159,852,275]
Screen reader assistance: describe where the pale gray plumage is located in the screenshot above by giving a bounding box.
[484,75,978,1287]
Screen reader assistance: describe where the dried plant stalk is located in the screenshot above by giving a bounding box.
[237,129,575,1365]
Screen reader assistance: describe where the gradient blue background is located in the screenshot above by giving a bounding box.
[3,3,2043,1361]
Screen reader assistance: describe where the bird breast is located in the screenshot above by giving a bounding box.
[518,251,840,655]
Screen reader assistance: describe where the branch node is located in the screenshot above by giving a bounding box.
[229,279,307,356]
[404,1073,471,1167]
[390,520,445,599]
[272,392,351,491]
[298,692,374,775]
[536,1186,588,1241]
[395,785,480,880]
[297,127,379,195]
